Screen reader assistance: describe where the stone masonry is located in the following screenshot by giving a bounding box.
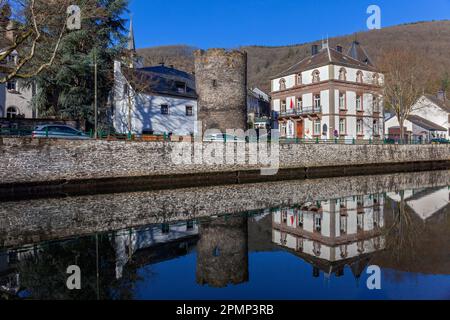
[194,49,248,133]
[0,138,449,185]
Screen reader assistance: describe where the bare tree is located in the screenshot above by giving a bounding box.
[0,0,107,83]
[378,49,432,143]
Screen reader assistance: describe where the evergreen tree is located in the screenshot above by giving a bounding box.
[31,0,129,130]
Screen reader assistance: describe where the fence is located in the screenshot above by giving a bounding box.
[0,128,447,145]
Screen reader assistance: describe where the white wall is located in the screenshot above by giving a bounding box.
[113,61,197,135]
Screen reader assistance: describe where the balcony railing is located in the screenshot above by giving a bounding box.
[279,106,322,117]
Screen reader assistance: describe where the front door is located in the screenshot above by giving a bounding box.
[296,121,304,139]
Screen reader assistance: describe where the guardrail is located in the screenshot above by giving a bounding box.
[1,128,447,145]
[279,106,322,117]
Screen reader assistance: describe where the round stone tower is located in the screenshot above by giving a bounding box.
[196,215,249,288]
[194,49,248,133]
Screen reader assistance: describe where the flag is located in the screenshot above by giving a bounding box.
[290,99,294,109]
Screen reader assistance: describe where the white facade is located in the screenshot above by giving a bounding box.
[271,44,384,141]
[113,61,198,135]
[385,94,450,140]
[272,193,385,263]
[0,51,36,119]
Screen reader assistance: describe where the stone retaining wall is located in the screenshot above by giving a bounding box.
[0,138,449,185]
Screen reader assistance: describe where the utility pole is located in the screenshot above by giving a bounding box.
[94,49,98,139]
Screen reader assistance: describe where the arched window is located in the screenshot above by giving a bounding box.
[338,68,347,81]
[312,70,320,83]
[356,70,364,83]
[6,106,18,119]
[296,73,302,85]
[372,73,379,85]
[279,78,286,90]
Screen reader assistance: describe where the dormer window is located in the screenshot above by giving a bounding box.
[176,81,186,93]
[312,70,320,83]
[279,78,286,91]
[339,68,347,81]
[356,71,364,83]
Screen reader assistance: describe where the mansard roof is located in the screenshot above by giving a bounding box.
[122,64,197,99]
[272,43,377,79]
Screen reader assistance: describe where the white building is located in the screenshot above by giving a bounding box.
[272,194,385,277]
[112,20,197,136]
[385,92,450,141]
[271,41,384,141]
[0,36,36,119]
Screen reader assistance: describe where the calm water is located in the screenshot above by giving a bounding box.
[1,173,450,300]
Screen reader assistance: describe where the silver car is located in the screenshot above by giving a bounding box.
[32,125,90,140]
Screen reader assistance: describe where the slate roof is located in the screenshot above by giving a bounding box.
[424,94,450,113]
[272,42,377,79]
[408,115,447,132]
[122,65,197,99]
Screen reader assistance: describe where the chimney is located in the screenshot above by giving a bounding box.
[336,45,343,53]
[311,44,319,56]
[159,61,165,67]
[437,90,446,101]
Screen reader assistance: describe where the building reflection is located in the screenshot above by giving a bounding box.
[196,215,249,288]
[387,186,449,222]
[272,193,386,278]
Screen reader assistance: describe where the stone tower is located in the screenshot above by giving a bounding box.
[196,215,249,288]
[194,49,248,133]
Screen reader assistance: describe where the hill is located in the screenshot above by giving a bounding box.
[137,20,450,93]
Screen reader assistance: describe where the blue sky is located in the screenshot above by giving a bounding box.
[128,0,450,49]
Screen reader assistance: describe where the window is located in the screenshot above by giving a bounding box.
[280,123,287,137]
[357,213,364,232]
[340,215,348,235]
[123,84,129,98]
[339,68,347,81]
[185,106,193,116]
[356,71,364,83]
[357,119,363,135]
[372,95,379,113]
[313,242,321,256]
[279,78,286,90]
[314,94,321,110]
[340,245,348,258]
[339,92,346,110]
[339,118,346,134]
[6,106,18,119]
[296,73,302,85]
[297,97,303,110]
[7,80,17,91]
[373,120,379,136]
[373,73,379,85]
[280,100,286,112]
[314,120,321,136]
[176,81,186,93]
[312,70,320,83]
[161,104,169,115]
[356,95,362,111]
[314,215,322,232]
[298,211,304,228]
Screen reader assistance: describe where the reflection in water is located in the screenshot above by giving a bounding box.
[272,193,385,280]
[196,215,248,288]
[0,177,449,300]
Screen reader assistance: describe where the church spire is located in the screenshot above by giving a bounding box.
[128,15,136,52]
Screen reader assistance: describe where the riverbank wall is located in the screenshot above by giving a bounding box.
[0,138,449,195]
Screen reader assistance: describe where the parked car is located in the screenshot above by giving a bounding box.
[32,125,90,140]
[431,138,449,144]
[203,133,246,142]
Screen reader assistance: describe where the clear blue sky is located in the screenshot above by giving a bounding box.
[128,0,450,49]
